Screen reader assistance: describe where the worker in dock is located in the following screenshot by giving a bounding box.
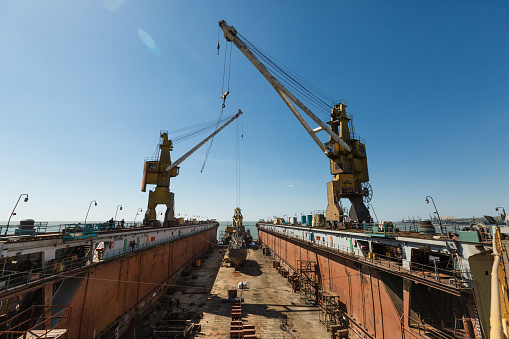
[121,219,125,228]
[108,218,114,230]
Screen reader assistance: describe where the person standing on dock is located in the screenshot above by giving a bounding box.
[121,219,125,228]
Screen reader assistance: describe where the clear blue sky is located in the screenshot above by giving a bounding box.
[1,1,508,223]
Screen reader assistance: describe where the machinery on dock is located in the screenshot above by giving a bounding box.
[224,207,250,266]
[142,110,243,226]
[219,20,371,227]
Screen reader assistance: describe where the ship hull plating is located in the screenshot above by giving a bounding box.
[226,247,248,266]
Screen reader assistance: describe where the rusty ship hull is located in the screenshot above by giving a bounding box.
[225,247,248,266]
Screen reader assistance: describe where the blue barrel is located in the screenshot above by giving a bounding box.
[301,215,307,225]
[307,215,313,226]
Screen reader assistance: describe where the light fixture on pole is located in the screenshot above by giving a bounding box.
[85,200,97,224]
[496,207,506,221]
[5,194,29,236]
[367,204,379,223]
[115,205,123,221]
[134,208,143,225]
[425,196,444,233]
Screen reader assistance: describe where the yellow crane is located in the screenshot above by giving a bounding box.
[218,20,371,227]
[142,110,243,226]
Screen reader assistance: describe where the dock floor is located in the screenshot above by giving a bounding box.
[121,247,328,338]
[197,247,327,338]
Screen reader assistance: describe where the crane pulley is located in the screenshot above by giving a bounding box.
[219,20,371,226]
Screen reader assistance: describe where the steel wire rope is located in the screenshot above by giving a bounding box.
[171,113,238,144]
[235,118,241,208]
[59,271,360,289]
[239,34,335,118]
[239,33,335,104]
[150,112,235,161]
[166,114,236,136]
[253,51,332,117]
[241,37,335,108]
[249,58,333,118]
[247,44,332,114]
[243,40,329,108]
[201,41,233,173]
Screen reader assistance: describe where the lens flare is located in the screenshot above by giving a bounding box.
[138,29,160,55]
[103,0,126,12]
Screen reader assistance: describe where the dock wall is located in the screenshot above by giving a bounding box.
[67,227,216,339]
[259,228,428,339]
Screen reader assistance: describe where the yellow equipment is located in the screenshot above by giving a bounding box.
[219,21,372,227]
[142,110,243,226]
[233,207,243,231]
[142,132,179,226]
[325,103,371,227]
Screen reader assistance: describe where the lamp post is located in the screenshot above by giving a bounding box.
[85,200,97,224]
[115,205,123,221]
[496,207,506,222]
[5,194,29,235]
[367,204,379,223]
[425,196,444,233]
[134,208,143,225]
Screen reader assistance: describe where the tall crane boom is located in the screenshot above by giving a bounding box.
[219,20,351,153]
[142,109,243,226]
[219,20,371,226]
[166,110,242,172]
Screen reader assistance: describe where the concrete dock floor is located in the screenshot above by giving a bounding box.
[122,247,329,338]
[196,247,328,338]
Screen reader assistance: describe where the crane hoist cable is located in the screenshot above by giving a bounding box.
[235,116,242,207]
[147,113,238,161]
[237,32,336,120]
[201,40,233,173]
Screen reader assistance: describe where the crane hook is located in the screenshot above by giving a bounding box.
[217,42,220,55]
[221,91,229,108]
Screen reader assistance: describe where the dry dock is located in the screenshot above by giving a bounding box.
[199,248,328,338]
[125,247,329,338]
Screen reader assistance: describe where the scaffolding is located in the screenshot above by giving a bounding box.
[298,260,319,304]
[0,304,71,338]
[318,290,343,330]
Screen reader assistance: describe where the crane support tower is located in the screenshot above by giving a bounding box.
[142,109,243,226]
[219,20,371,227]
[325,103,370,227]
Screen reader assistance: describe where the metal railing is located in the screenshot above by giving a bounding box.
[0,226,212,292]
[0,255,90,292]
[62,224,99,241]
[363,223,395,237]
[261,226,471,288]
[0,223,49,238]
[314,241,469,288]
[0,221,214,240]
[0,304,71,339]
